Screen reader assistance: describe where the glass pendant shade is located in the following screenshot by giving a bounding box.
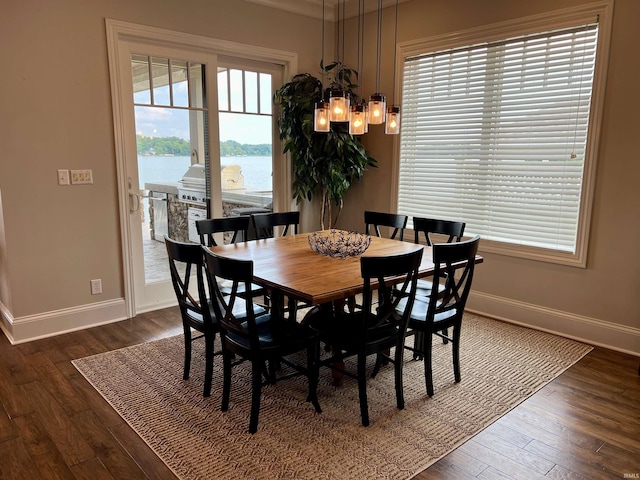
[329,89,350,122]
[363,104,369,133]
[368,93,386,124]
[349,104,366,135]
[314,100,331,132]
[385,106,401,134]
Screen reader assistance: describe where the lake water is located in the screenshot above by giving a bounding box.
[137,155,273,192]
[138,155,273,223]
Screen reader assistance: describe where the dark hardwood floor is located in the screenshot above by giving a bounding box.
[0,307,638,479]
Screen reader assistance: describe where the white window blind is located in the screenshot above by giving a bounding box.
[398,24,598,253]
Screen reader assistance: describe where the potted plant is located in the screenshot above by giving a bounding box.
[274,62,376,230]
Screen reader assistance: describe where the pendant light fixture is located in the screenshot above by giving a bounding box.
[349,0,367,135]
[385,0,401,135]
[369,0,386,125]
[314,0,330,132]
[329,0,350,122]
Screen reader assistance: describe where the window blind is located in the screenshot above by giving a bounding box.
[398,24,598,253]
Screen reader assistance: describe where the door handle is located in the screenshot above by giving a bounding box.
[129,191,140,214]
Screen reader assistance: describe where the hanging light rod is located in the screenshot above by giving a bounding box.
[244,0,408,21]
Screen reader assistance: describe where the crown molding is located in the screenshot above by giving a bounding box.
[244,0,409,21]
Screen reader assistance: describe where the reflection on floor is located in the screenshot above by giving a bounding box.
[143,222,171,284]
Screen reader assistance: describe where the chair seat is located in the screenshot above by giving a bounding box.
[415,278,446,298]
[308,312,399,353]
[219,279,265,296]
[185,299,266,330]
[226,314,316,351]
[397,297,458,328]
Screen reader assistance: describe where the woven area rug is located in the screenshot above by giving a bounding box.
[72,314,591,480]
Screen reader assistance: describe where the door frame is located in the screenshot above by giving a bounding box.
[105,19,297,317]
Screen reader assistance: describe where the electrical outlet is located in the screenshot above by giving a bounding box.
[57,169,70,186]
[90,279,102,295]
[71,169,93,185]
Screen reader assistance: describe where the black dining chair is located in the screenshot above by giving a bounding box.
[365,211,408,241]
[202,248,322,434]
[306,247,424,427]
[413,217,466,248]
[346,211,409,313]
[165,235,220,397]
[196,216,269,309]
[412,217,466,298]
[251,210,304,318]
[196,216,250,246]
[410,217,467,347]
[402,235,480,396]
[252,211,300,239]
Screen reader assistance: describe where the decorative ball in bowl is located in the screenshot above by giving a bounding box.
[308,230,372,259]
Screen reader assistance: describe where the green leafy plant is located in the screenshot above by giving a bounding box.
[274,62,377,229]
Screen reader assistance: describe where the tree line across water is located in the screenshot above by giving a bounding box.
[137,135,272,157]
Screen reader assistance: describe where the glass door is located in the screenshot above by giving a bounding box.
[131,54,209,284]
[116,40,220,313]
[214,58,282,242]
[108,23,291,315]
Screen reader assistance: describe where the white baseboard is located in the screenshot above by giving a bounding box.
[2,293,638,357]
[468,291,640,357]
[1,299,128,344]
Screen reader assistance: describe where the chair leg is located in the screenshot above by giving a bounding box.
[372,353,383,378]
[394,344,405,410]
[424,333,435,397]
[357,353,370,427]
[413,331,424,360]
[442,327,449,344]
[221,350,232,412]
[203,333,214,397]
[249,358,263,434]
[452,325,461,383]
[183,326,192,380]
[307,343,322,413]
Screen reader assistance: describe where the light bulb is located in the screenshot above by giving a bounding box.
[368,93,386,125]
[385,106,401,135]
[349,104,366,135]
[314,100,331,132]
[329,89,350,122]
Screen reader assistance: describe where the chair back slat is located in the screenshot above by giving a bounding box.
[427,235,480,323]
[252,211,300,239]
[202,249,262,349]
[364,211,408,241]
[165,236,212,327]
[413,217,466,246]
[359,247,423,338]
[196,216,251,247]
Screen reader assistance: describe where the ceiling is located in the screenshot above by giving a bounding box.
[243,0,409,21]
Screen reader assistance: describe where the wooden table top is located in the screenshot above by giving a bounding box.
[209,231,443,305]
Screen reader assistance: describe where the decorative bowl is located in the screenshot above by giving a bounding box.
[308,230,372,259]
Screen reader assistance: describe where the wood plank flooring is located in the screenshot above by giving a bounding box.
[1,307,638,479]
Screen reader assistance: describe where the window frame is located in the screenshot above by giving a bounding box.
[391,1,613,267]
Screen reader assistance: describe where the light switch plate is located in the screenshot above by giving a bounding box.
[57,169,70,185]
[71,169,93,185]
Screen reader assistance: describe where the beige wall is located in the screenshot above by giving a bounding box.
[337,0,640,348]
[0,0,321,320]
[0,0,638,353]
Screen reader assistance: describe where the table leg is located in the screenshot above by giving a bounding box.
[330,299,346,387]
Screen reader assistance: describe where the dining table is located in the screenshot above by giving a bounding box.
[209,229,484,384]
[208,229,484,321]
